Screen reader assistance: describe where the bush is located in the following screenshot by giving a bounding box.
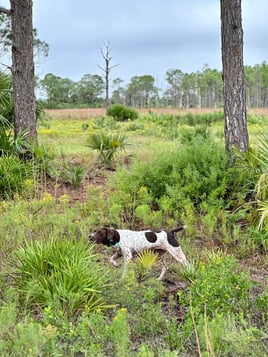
[13,237,111,318]
[176,111,224,126]
[109,137,233,222]
[0,155,34,198]
[92,116,119,130]
[87,130,128,167]
[196,313,265,357]
[32,143,56,178]
[57,153,87,188]
[107,104,138,121]
[179,252,252,316]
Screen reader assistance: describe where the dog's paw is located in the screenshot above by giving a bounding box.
[112,262,121,267]
[110,258,120,267]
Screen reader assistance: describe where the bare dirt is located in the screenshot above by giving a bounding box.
[43,167,108,204]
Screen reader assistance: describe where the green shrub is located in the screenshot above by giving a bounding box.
[180,125,211,144]
[87,130,128,167]
[60,163,87,187]
[12,321,47,357]
[109,137,233,223]
[57,153,87,188]
[135,250,159,281]
[13,237,111,318]
[108,175,154,226]
[0,71,13,124]
[0,124,32,157]
[92,116,119,130]
[179,252,252,317]
[196,313,266,357]
[176,111,224,126]
[233,133,268,228]
[0,155,34,198]
[256,281,268,321]
[107,104,138,121]
[32,143,56,178]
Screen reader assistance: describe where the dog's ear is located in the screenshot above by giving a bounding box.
[105,228,115,240]
[167,226,186,247]
[170,225,187,234]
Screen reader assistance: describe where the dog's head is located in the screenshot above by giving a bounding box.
[90,228,120,247]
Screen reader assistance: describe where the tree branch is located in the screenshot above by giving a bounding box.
[0,6,11,15]
[0,62,12,71]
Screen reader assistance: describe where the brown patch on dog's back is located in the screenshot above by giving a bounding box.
[145,231,157,243]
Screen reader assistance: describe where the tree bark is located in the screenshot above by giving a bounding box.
[220,0,248,152]
[10,0,37,143]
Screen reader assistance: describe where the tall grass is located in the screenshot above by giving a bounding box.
[0,155,35,199]
[13,237,111,317]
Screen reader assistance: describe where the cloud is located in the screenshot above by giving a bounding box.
[1,0,266,82]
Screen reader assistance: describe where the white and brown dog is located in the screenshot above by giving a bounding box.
[90,226,189,280]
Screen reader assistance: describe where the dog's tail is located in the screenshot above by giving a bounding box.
[170,225,187,233]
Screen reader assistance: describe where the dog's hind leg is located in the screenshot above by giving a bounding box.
[158,255,168,281]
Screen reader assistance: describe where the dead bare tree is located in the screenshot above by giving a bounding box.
[98,42,119,109]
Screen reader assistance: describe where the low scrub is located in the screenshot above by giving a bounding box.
[87,130,128,167]
[0,155,35,199]
[177,252,265,356]
[0,111,267,356]
[13,237,111,318]
[179,252,252,316]
[107,104,138,121]
[108,137,239,226]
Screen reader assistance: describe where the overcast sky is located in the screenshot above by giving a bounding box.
[1,0,268,88]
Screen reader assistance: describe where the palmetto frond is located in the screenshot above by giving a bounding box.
[87,130,128,167]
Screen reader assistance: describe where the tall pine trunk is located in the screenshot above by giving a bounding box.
[11,0,37,144]
[220,0,248,153]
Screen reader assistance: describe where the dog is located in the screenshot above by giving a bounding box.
[90,226,189,280]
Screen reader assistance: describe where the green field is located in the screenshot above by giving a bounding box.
[0,109,267,356]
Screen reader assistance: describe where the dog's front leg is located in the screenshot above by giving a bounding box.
[121,250,132,279]
[158,255,168,281]
[110,249,122,267]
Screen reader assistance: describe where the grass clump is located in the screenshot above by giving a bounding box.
[0,155,35,199]
[107,104,138,121]
[13,237,111,318]
[87,130,128,167]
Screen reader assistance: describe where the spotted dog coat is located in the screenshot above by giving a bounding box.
[90,226,189,280]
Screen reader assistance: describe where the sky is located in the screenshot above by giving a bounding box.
[1,0,268,89]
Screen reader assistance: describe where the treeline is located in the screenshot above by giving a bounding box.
[38,62,268,109]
